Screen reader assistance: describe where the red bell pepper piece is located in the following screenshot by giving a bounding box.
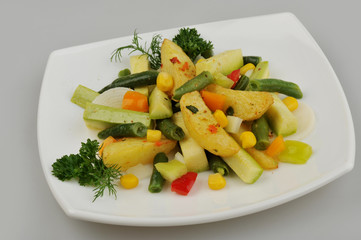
[227,69,241,88]
[171,172,197,196]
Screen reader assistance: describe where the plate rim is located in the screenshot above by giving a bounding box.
[37,11,356,226]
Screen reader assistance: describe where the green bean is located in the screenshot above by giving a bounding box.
[97,122,147,139]
[173,71,213,100]
[156,118,185,141]
[206,152,230,176]
[248,78,303,99]
[243,56,262,66]
[251,115,270,150]
[118,68,131,78]
[234,75,249,90]
[148,153,168,193]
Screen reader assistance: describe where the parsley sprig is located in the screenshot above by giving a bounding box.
[52,139,122,202]
[111,31,162,70]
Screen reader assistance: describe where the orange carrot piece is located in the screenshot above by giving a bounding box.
[265,135,286,157]
[98,136,117,156]
[121,91,149,112]
[200,90,226,112]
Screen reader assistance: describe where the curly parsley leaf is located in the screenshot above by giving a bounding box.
[172,28,214,61]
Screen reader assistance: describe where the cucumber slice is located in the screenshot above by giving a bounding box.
[249,61,269,80]
[71,85,99,108]
[222,148,263,184]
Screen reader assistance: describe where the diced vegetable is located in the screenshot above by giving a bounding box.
[155,160,187,182]
[92,87,132,108]
[240,131,257,149]
[222,148,263,184]
[126,164,153,180]
[213,72,234,88]
[282,96,299,111]
[146,129,162,142]
[172,112,209,172]
[200,90,227,112]
[239,63,256,76]
[97,122,147,139]
[171,172,197,195]
[265,135,286,157]
[156,72,174,92]
[248,78,303,99]
[251,115,270,150]
[71,85,99,108]
[233,75,249,90]
[102,138,176,171]
[148,153,168,193]
[266,93,297,136]
[208,173,226,190]
[249,61,269,80]
[224,115,243,134]
[213,110,228,128]
[149,87,173,119]
[243,56,262,66]
[245,148,278,170]
[278,140,312,164]
[134,86,149,97]
[99,70,159,93]
[118,68,131,78]
[121,91,149,112]
[173,71,214,101]
[83,102,152,130]
[206,152,230,176]
[130,54,150,73]
[156,118,185,141]
[120,174,139,189]
[227,69,241,88]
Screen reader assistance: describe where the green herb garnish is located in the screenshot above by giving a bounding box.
[186,105,199,113]
[172,28,214,61]
[111,31,162,69]
[52,139,122,202]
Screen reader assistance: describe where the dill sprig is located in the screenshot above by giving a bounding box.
[111,31,162,70]
[52,139,122,202]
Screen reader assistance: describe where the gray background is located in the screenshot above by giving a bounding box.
[1,0,360,239]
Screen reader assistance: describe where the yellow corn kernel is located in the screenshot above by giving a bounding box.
[208,173,226,190]
[240,63,256,76]
[240,131,257,149]
[213,110,228,128]
[156,72,174,92]
[196,58,205,64]
[147,129,162,142]
[120,174,139,189]
[282,96,298,112]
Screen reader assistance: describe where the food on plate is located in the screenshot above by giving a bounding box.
[53,27,314,201]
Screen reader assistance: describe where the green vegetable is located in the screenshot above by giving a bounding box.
[225,107,234,116]
[278,140,313,164]
[155,160,187,182]
[250,61,269,80]
[251,115,270,150]
[186,105,198,114]
[71,85,99,108]
[148,152,168,193]
[83,102,152,130]
[213,72,234,88]
[98,71,159,93]
[118,68,131,78]
[206,152,230,176]
[172,28,214,61]
[172,101,181,113]
[233,75,249,90]
[111,31,162,69]
[173,71,213,100]
[97,122,147,139]
[52,139,121,202]
[248,78,303,99]
[156,118,185,141]
[149,87,173,119]
[243,56,262,66]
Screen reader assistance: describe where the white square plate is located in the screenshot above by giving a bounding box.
[37,12,355,226]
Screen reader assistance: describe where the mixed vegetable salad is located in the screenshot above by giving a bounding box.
[52,28,313,201]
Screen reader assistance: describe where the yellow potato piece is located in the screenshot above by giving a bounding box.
[102,138,177,171]
[160,39,196,99]
[205,84,274,121]
[180,91,240,157]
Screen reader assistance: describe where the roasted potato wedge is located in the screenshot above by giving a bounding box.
[102,137,177,171]
[180,91,240,157]
[205,84,273,121]
[161,39,196,99]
